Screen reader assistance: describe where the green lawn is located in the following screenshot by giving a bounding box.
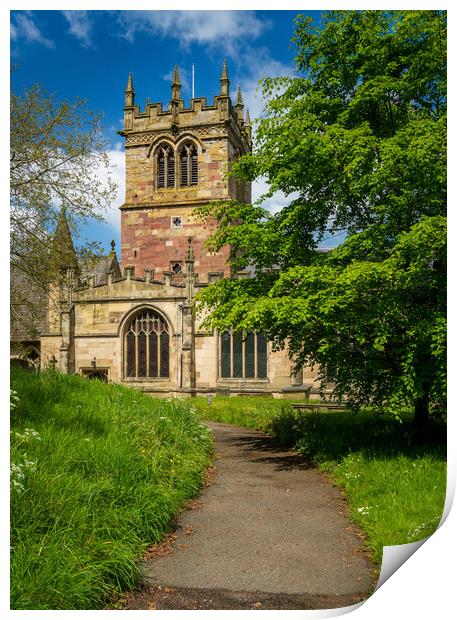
[193,396,446,565]
[10,369,212,610]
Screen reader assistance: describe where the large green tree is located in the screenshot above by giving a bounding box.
[197,10,446,424]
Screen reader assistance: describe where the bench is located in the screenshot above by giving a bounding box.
[291,402,347,412]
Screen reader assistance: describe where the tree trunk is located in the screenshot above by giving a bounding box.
[413,392,430,437]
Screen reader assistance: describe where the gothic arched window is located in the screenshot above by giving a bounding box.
[179,142,198,186]
[220,331,267,379]
[124,309,169,379]
[156,144,175,189]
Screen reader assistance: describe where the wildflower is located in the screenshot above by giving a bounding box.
[15,428,41,443]
[10,390,20,411]
[10,463,25,480]
[23,459,37,472]
[11,480,25,493]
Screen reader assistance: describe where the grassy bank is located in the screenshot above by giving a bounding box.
[10,369,212,610]
[193,396,446,565]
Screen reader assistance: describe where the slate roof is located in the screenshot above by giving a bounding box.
[10,267,47,342]
[78,253,122,286]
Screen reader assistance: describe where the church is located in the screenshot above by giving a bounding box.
[36,63,320,398]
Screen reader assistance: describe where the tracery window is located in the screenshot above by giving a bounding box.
[179,142,198,186]
[220,331,268,379]
[156,144,175,188]
[124,309,169,379]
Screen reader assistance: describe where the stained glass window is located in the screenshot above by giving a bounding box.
[245,332,255,378]
[257,333,267,379]
[221,331,231,378]
[220,332,268,380]
[233,333,243,378]
[124,309,169,379]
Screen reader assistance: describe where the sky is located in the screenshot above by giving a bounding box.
[10,9,321,253]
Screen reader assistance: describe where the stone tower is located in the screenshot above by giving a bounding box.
[118,62,252,278]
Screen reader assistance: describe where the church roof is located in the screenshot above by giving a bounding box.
[78,252,121,286]
[50,208,79,272]
[10,267,47,342]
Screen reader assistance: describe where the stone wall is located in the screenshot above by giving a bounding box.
[121,206,231,277]
[40,274,318,394]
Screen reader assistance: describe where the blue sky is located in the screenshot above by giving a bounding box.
[11,9,321,252]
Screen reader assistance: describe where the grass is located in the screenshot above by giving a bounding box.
[10,368,212,610]
[193,396,446,566]
[193,395,292,431]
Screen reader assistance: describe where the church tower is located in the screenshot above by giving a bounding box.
[118,62,251,278]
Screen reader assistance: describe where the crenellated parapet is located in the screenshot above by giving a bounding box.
[74,261,216,301]
[119,62,251,167]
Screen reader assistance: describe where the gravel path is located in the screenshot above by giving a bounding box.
[124,421,372,610]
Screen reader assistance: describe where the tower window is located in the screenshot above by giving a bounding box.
[179,142,198,187]
[171,216,183,229]
[220,331,268,379]
[124,309,169,379]
[156,144,175,189]
[171,262,183,274]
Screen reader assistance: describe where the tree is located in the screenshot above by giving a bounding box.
[197,10,446,425]
[10,83,117,333]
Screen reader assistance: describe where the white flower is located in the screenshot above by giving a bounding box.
[23,460,37,472]
[11,480,25,492]
[14,428,41,443]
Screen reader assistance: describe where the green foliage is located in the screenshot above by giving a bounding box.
[10,369,212,610]
[10,84,117,318]
[197,11,447,418]
[196,396,446,565]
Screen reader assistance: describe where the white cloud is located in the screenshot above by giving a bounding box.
[236,45,295,125]
[252,177,299,215]
[62,11,94,48]
[117,10,269,54]
[93,149,125,232]
[11,13,54,48]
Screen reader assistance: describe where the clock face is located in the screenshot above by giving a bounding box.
[171,216,183,229]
